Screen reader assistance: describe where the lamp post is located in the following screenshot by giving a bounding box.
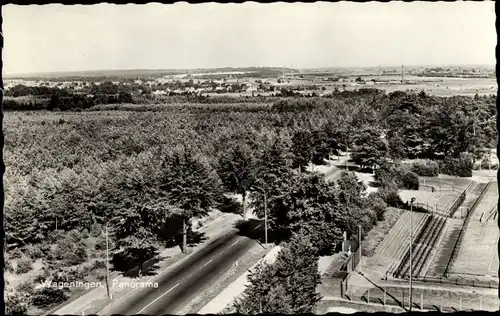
[252,185,268,247]
[409,197,416,311]
[105,216,125,300]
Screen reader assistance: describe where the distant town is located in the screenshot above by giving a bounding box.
[3,65,497,111]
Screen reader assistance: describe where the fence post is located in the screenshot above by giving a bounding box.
[420,293,423,310]
[383,288,386,306]
[402,290,404,309]
[459,298,462,311]
[440,296,443,312]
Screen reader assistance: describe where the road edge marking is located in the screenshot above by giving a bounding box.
[136,283,180,314]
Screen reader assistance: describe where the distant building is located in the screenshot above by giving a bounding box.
[152,90,168,95]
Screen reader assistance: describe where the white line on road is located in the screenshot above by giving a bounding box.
[203,259,213,266]
[137,283,180,313]
[254,224,262,230]
[230,240,240,247]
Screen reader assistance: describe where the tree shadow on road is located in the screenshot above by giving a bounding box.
[233,218,281,248]
[111,229,207,278]
[111,249,168,278]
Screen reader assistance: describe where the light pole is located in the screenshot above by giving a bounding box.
[105,216,125,300]
[252,185,268,247]
[409,197,416,311]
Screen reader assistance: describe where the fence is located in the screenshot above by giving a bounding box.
[398,274,498,289]
[354,287,496,312]
[340,247,362,299]
[419,184,458,194]
[443,181,492,277]
[429,183,469,218]
[413,202,433,213]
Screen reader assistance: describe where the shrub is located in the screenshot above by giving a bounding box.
[53,235,88,266]
[90,258,106,270]
[368,193,388,221]
[31,287,70,308]
[34,268,51,284]
[50,268,72,284]
[411,160,439,177]
[5,290,29,315]
[401,171,419,190]
[5,259,15,273]
[15,257,34,274]
[25,244,44,260]
[90,223,103,238]
[439,157,473,177]
[17,281,35,295]
[375,162,418,191]
[374,163,396,188]
[378,186,404,208]
[9,247,23,259]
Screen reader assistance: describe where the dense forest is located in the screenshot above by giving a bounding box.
[3,89,497,313]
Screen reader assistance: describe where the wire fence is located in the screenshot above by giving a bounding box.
[443,181,492,278]
[340,247,362,298]
[419,181,473,218]
[419,184,459,194]
[344,286,497,312]
[398,274,498,289]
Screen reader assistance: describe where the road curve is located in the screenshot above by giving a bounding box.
[101,221,263,315]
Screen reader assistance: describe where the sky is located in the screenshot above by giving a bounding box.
[2,2,496,75]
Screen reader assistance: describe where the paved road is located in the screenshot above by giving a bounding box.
[101,163,344,315]
[101,220,264,315]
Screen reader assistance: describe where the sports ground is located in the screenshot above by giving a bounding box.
[449,181,498,278]
[320,174,498,312]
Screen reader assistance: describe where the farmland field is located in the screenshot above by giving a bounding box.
[273,76,497,97]
[449,182,498,278]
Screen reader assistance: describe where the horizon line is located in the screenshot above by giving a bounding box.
[4,63,496,78]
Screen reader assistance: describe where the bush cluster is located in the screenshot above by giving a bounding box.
[367,193,388,221]
[15,257,34,274]
[410,160,439,177]
[375,163,419,191]
[439,156,473,177]
[5,290,29,315]
[49,233,88,266]
[31,287,70,308]
[377,185,405,208]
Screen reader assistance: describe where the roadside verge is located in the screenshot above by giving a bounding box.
[197,245,281,314]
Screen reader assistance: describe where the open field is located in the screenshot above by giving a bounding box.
[263,76,497,97]
[449,182,498,278]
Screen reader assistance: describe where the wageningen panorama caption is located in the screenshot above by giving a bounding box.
[2,2,498,315]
